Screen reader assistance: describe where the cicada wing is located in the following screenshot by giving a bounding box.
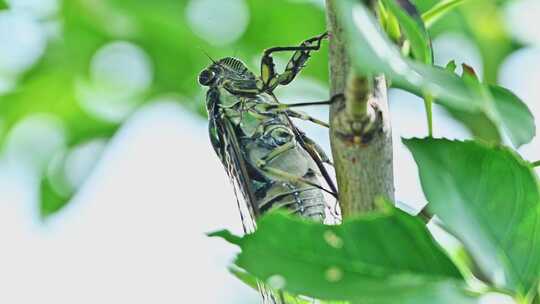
[216,117,259,234]
[212,116,282,304]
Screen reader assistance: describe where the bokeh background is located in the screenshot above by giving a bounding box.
[0,0,538,303]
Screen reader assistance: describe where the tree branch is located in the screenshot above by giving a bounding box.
[325,0,395,217]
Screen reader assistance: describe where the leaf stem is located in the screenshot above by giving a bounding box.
[424,93,434,137]
[532,160,540,168]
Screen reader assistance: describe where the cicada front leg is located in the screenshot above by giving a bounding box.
[260,32,328,92]
[260,94,345,128]
[283,109,329,128]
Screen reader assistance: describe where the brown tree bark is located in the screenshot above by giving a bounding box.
[325,0,395,217]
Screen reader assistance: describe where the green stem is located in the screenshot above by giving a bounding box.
[531,160,540,168]
[423,93,434,137]
[345,75,371,119]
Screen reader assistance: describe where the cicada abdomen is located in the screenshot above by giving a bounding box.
[211,87,328,227]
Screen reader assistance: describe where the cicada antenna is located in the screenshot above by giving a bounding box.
[197,46,218,64]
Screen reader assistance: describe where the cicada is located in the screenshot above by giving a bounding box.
[198,33,337,234]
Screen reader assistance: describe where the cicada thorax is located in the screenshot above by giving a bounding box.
[216,88,326,221]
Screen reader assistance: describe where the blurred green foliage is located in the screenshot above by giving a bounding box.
[341,0,534,147]
[1,0,329,216]
[413,0,518,83]
[0,0,527,216]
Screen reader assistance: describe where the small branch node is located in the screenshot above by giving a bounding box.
[332,74,386,145]
[345,74,371,119]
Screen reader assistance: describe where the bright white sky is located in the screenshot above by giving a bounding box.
[0,104,260,303]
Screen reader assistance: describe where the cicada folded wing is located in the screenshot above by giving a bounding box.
[211,104,283,304]
[221,119,258,234]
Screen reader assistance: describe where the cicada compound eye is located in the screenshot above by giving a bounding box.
[198,69,216,86]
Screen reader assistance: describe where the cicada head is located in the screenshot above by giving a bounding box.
[198,57,256,87]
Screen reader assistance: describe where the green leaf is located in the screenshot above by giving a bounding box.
[377,1,401,43]
[382,0,432,64]
[231,267,350,304]
[229,267,260,291]
[441,65,501,143]
[404,138,540,295]
[422,0,467,28]
[445,60,457,72]
[336,0,535,147]
[229,268,346,304]
[207,229,243,245]
[489,86,536,148]
[211,210,479,303]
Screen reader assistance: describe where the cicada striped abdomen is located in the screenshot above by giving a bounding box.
[207,85,329,228]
